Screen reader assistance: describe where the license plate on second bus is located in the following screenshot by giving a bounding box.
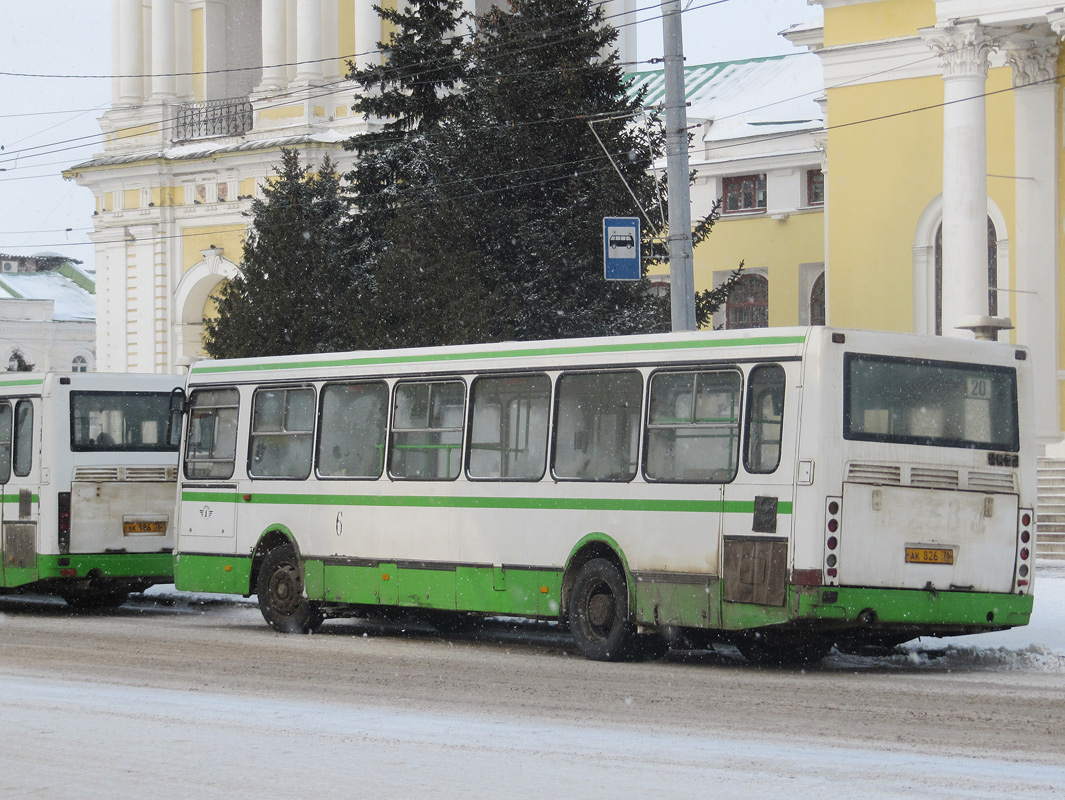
[905,547,954,565]
[123,520,167,535]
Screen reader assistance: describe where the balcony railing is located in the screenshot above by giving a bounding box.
[175,97,253,142]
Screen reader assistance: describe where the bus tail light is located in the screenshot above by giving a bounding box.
[1016,508,1033,594]
[824,496,842,586]
[58,491,71,555]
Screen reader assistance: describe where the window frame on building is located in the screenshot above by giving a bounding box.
[722,174,767,214]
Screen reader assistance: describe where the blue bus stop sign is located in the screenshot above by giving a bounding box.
[604,217,641,281]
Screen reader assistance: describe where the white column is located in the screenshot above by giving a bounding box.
[926,23,995,337]
[602,0,637,66]
[322,0,340,83]
[175,0,194,101]
[151,0,177,102]
[258,0,289,92]
[354,0,382,67]
[117,0,145,105]
[1009,33,1061,444]
[295,0,325,86]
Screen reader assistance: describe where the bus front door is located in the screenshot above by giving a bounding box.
[1,398,39,588]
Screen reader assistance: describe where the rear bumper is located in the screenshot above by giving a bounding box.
[795,584,1033,633]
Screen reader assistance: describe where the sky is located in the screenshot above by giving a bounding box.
[0,0,823,272]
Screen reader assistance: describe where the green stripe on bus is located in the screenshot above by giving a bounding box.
[191,335,808,375]
[2,494,40,503]
[0,377,45,388]
[181,489,792,515]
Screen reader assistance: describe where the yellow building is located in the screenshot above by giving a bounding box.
[793,1,1065,450]
[633,54,827,330]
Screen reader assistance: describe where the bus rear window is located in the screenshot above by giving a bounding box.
[71,391,178,452]
[844,354,1018,451]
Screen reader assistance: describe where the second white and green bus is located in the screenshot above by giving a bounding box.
[0,372,183,608]
[172,327,1035,663]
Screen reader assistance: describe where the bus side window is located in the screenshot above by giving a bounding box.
[645,370,741,483]
[317,382,388,478]
[744,364,785,474]
[184,388,239,480]
[13,399,33,478]
[389,380,465,480]
[553,371,641,482]
[467,374,550,481]
[0,403,11,484]
[249,387,315,480]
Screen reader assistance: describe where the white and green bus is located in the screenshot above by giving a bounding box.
[0,372,182,608]
[172,327,1035,663]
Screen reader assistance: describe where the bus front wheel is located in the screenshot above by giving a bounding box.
[569,558,638,662]
[257,545,323,634]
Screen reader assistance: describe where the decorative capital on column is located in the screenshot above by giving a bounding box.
[922,22,996,79]
[1004,35,1059,88]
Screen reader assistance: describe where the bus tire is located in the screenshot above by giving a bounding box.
[569,558,638,662]
[257,545,323,634]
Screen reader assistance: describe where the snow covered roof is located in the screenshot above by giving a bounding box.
[0,271,96,321]
[69,130,348,170]
[627,52,824,143]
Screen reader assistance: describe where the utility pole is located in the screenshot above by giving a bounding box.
[661,0,696,331]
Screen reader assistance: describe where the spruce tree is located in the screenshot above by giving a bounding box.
[203,150,350,358]
[345,0,739,345]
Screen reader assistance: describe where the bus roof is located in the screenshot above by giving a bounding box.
[187,328,817,382]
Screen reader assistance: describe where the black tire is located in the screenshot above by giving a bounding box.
[63,590,129,610]
[257,545,323,634]
[736,633,833,666]
[569,558,638,662]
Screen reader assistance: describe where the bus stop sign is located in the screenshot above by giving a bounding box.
[603,217,641,281]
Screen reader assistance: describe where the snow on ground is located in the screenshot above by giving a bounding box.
[1,674,1063,800]
[2,565,1063,797]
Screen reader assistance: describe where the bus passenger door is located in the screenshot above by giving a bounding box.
[176,388,241,591]
[722,364,792,609]
[1,399,39,587]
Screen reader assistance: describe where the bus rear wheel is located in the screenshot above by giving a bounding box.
[257,545,323,634]
[569,558,638,662]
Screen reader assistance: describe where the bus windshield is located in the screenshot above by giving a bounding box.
[843,353,1018,452]
[70,391,178,452]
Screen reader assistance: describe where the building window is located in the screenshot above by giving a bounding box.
[806,169,824,206]
[726,273,769,329]
[722,174,767,214]
[71,356,88,373]
[934,218,998,335]
[810,272,825,326]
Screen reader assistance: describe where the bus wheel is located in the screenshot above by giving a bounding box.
[257,545,323,634]
[569,558,637,662]
[736,634,833,666]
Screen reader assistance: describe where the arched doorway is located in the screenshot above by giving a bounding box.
[173,251,239,368]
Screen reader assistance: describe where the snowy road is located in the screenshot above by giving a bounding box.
[1,567,1064,799]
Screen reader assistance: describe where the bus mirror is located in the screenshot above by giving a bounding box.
[167,388,186,448]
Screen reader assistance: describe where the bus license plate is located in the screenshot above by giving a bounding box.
[123,520,167,535]
[905,547,954,565]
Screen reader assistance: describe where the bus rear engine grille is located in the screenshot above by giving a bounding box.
[845,463,902,485]
[910,466,960,489]
[847,463,1016,493]
[74,466,177,482]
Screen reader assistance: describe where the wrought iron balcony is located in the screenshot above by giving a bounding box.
[175,97,253,142]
